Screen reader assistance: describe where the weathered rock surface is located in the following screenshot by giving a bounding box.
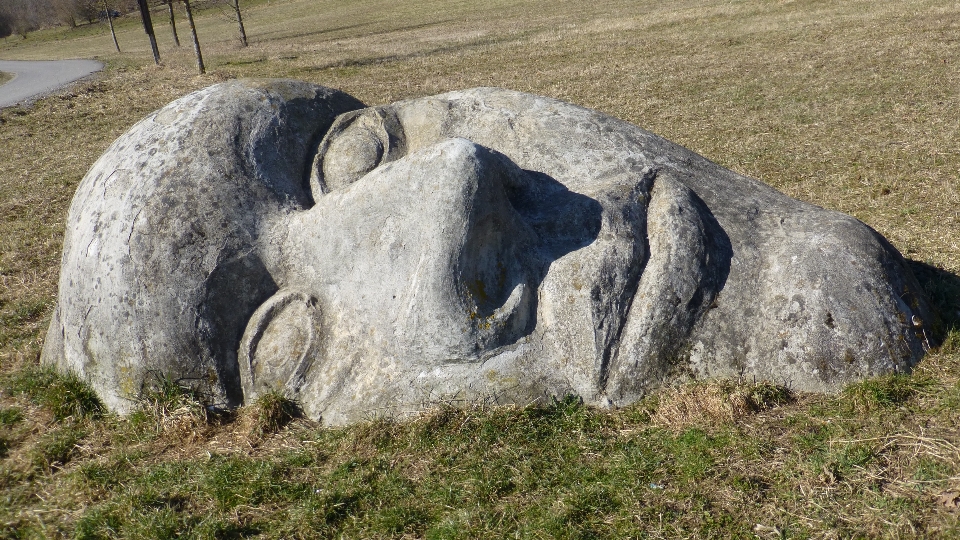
[43,79,932,425]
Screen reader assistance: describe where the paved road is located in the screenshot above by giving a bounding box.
[0,59,104,108]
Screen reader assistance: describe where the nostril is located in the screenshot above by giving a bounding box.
[458,180,538,320]
[463,234,514,315]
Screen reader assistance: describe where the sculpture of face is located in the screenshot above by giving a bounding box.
[42,79,931,425]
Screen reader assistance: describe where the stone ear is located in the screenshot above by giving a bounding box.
[237,289,323,403]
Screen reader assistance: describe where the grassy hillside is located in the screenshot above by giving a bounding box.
[1,0,959,537]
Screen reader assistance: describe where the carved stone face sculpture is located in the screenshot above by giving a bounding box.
[42,79,932,425]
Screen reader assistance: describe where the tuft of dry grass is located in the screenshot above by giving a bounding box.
[648,380,794,430]
[248,391,302,438]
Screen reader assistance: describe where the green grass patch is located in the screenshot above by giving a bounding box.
[54,400,756,538]
[0,406,23,427]
[841,373,931,413]
[28,424,85,472]
[2,366,103,420]
[0,298,48,348]
[0,385,955,537]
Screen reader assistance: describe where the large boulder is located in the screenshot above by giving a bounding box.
[43,79,932,425]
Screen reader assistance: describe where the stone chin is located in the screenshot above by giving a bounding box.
[42,79,933,426]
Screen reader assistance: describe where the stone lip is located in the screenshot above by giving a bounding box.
[42,79,933,425]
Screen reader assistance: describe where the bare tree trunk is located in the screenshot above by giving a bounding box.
[166,0,180,46]
[230,0,247,47]
[103,0,120,52]
[137,0,160,64]
[182,0,204,74]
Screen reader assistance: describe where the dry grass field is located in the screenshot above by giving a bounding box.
[1,0,960,537]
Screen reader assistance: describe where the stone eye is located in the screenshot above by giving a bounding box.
[321,121,384,191]
[310,108,406,198]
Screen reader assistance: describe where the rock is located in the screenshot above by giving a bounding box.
[42,79,932,425]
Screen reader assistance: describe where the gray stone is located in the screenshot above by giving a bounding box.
[42,79,933,425]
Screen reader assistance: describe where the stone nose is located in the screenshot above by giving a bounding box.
[281,138,538,361]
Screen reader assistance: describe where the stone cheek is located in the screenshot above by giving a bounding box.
[41,80,933,425]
